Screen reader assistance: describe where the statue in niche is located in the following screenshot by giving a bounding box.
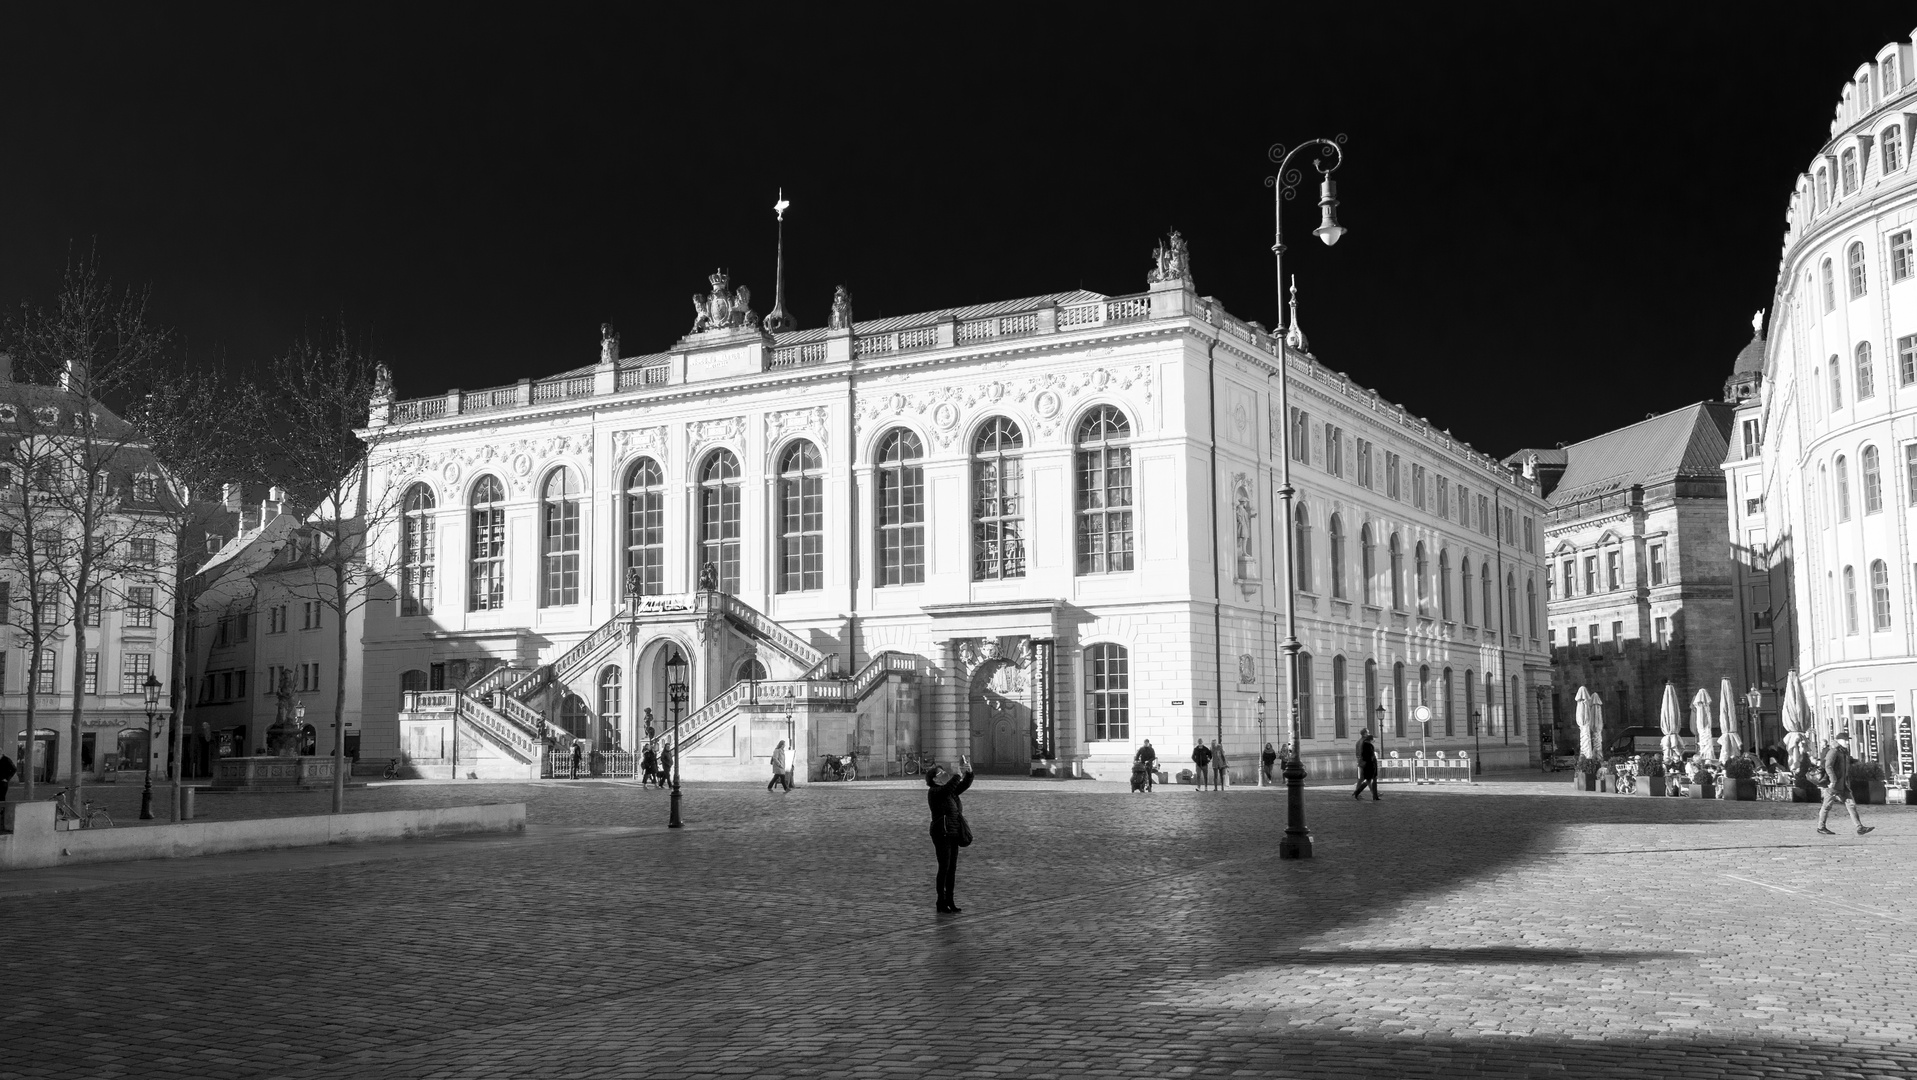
[829,285,854,330]
[1234,487,1258,581]
[1147,229,1194,288]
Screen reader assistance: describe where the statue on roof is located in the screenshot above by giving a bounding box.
[829,285,854,331]
[371,362,394,403]
[691,270,754,334]
[1147,229,1194,288]
[1751,309,1765,337]
[600,322,619,364]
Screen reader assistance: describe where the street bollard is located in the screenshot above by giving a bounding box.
[181,787,196,820]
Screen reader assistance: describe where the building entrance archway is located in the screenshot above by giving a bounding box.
[968,659,1031,770]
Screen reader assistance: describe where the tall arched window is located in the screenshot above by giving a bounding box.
[1438,550,1451,620]
[1086,643,1130,740]
[1459,556,1473,624]
[1872,559,1892,630]
[1332,654,1348,738]
[1363,659,1378,735]
[1849,241,1869,298]
[1075,406,1133,574]
[973,417,1026,580]
[1823,258,1836,311]
[1328,514,1346,599]
[1863,445,1883,513]
[1297,652,1315,739]
[699,450,742,592]
[559,692,591,739]
[1857,341,1876,400]
[1481,563,1494,632]
[1294,506,1314,593]
[598,666,622,750]
[399,483,435,617]
[1506,572,1519,634]
[468,475,506,611]
[624,458,665,597]
[1360,525,1375,605]
[1830,358,1844,410]
[1442,667,1454,735]
[1392,661,1406,737]
[1484,673,1498,736]
[1414,541,1428,610]
[1464,670,1477,736]
[1526,576,1539,638]
[778,440,824,592]
[541,468,581,607]
[876,429,925,585]
[1836,454,1852,521]
[1388,533,1404,610]
[1510,675,1522,738]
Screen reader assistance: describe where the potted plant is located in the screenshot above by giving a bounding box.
[1684,761,1716,800]
[1574,755,1601,792]
[1903,773,1917,806]
[1635,753,1666,797]
[1721,754,1758,801]
[1849,759,1888,805]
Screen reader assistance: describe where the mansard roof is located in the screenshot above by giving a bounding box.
[1547,402,1733,506]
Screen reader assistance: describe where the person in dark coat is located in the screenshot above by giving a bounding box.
[1261,742,1279,783]
[1817,730,1872,836]
[1135,739,1157,792]
[1192,741,1213,791]
[640,744,660,787]
[0,753,14,802]
[927,754,975,913]
[570,741,583,780]
[1353,730,1381,800]
[658,746,674,786]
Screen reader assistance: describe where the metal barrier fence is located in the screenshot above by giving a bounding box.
[542,749,641,779]
[1380,750,1475,784]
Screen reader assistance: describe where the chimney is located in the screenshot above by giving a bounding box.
[263,486,286,519]
[205,534,224,554]
[221,483,242,513]
[58,356,86,393]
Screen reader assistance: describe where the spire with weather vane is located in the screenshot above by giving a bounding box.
[763,189,796,334]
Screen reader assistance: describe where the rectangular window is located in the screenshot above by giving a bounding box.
[1895,230,1914,281]
[0,530,12,556]
[1411,464,1425,510]
[1436,477,1449,520]
[303,601,321,630]
[35,649,55,695]
[82,651,98,695]
[35,582,58,626]
[1385,452,1400,499]
[1457,485,1470,529]
[1076,440,1133,575]
[1566,626,1578,646]
[1611,620,1622,643]
[128,586,155,628]
[1477,495,1490,535]
[1086,645,1130,740]
[1562,559,1574,597]
[0,581,9,625]
[121,651,151,695]
[1501,507,1515,544]
[1901,334,1917,386]
[1523,517,1535,553]
[1650,544,1666,585]
[84,587,102,627]
[1756,642,1775,688]
[1583,556,1597,593]
[1587,623,1598,646]
[1843,147,1859,193]
[1548,629,1556,647]
[1741,419,1761,458]
[1655,616,1670,646]
[1606,550,1621,590]
[129,537,156,563]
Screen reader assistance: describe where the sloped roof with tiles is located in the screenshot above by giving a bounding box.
[1546,402,1733,507]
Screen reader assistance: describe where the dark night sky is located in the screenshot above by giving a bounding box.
[3,4,1913,457]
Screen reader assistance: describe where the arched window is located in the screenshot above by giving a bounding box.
[1392,661,1406,738]
[1459,556,1473,624]
[1857,341,1876,400]
[1526,576,1539,639]
[1510,675,1523,738]
[598,666,622,750]
[1863,445,1883,513]
[1294,506,1313,593]
[1297,652,1315,739]
[1818,168,1831,211]
[699,450,742,592]
[1849,241,1868,297]
[1085,643,1130,740]
[1328,513,1346,599]
[1360,524,1375,605]
[559,692,591,739]
[1075,406,1133,574]
[1332,654,1348,738]
[1484,673,1498,737]
[1843,567,1860,634]
[778,440,825,592]
[1830,358,1844,410]
[1388,533,1404,610]
[972,417,1026,580]
[541,468,581,607]
[876,429,926,586]
[1872,560,1892,631]
[1836,454,1852,521]
[468,475,506,611]
[624,458,666,597]
[399,668,427,707]
[1822,257,1836,310]
[1363,658,1378,736]
[735,658,769,682]
[1414,541,1428,610]
[1438,550,1451,620]
[1506,572,1519,634]
[1481,563,1494,632]
[1818,462,1829,522]
[1883,126,1904,172]
[399,483,435,617]
[1442,667,1454,735]
[1464,669,1477,735]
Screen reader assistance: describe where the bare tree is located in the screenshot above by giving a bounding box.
[0,430,80,802]
[250,328,402,813]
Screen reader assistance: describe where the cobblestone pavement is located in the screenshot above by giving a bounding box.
[4,773,1916,1079]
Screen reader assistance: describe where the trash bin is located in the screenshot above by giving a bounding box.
[181,787,196,820]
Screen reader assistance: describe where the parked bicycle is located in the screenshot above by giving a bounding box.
[819,751,859,782]
[53,788,112,829]
[383,758,404,780]
[898,750,929,777]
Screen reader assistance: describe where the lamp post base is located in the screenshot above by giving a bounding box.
[669,784,683,828]
[1278,757,1312,859]
[139,777,154,821]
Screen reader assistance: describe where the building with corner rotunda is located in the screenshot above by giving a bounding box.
[349,233,1551,784]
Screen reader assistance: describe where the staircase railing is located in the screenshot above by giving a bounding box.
[666,679,755,756]
[717,593,827,671]
[466,664,517,700]
[846,650,916,700]
[499,605,631,702]
[454,695,539,763]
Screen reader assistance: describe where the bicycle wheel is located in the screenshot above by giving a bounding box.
[85,808,112,829]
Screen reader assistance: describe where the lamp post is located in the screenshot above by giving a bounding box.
[1744,685,1761,751]
[666,649,688,829]
[1375,703,1387,759]
[1471,707,1483,776]
[1267,134,1347,861]
[783,695,797,788]
[139,673,162,820]
[1256,696,1267,786]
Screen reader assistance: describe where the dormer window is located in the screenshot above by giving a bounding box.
[1886,55,1900,94]
[1883,126,1903,173]
[1860,74,1871,110]
[1842,147,1859,194]
[1818,167,1831,210]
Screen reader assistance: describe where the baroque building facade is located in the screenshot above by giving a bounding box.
[353,241,1550,782]
[1746,29,1917,774]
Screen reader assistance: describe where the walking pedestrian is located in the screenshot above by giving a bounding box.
[768,740,792,792]
[0,752,14,802]
[1261,742,1278,783]
[927,754,975,913]
[1191,741,1212,790]
[1210,739,1229,789]
[658,746,674,786]
[570,741,583,780]
[1816,730,1873,836]
[639,744,658,786]
[1136,739,1157,792]
[1353,729,1381,800]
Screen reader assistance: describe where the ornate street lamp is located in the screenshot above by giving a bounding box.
[139,673,163,820]
[1375,703,1387,759]
[1471,708,1483,776]
[666,649,688,829]
[1267,134,1347,861]
[1744,685,1762,750]
[1255,696,1268,786]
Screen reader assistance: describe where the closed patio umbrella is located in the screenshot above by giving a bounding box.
[1659,682,1682,759]
[1718,677,1742,760]
[1691,688,1716,763]
[1590,693,1606,758]
[1574,686,1595,759]
[1780,670,1812,762]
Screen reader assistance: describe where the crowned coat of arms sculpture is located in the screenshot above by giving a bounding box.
[691,270,756,333]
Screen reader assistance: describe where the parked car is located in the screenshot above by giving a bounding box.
[1607,726,1698,758]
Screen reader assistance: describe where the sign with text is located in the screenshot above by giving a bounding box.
[1898,716,1913,779]
[632,593,695,615]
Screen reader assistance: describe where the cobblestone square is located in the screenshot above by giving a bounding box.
[3,775,1914,1079]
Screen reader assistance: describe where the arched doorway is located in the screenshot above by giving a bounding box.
[638,639,694,742]
[968,660,1031,770]
[16,728,57,783]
